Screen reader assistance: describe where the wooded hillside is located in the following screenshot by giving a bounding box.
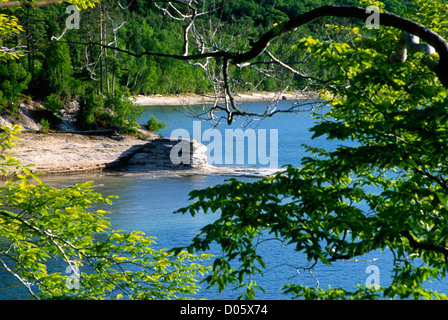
[0,0,409,130]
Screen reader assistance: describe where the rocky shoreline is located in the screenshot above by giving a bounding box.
[11,130,279,178]
[4,93,291,177]
[11,130,215,175]
[0,98,210,175]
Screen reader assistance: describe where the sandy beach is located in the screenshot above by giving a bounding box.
[133,91,316,106]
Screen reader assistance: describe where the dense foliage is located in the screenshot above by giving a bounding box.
[0,125,211,299]
[0,0,409,131]
[174,0,448,299]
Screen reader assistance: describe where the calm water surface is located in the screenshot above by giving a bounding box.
[2,100,447,299]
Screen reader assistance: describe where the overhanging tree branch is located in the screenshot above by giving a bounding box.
[59,4,448,124]
[66,40,230,61]
[0,0,63,8]
[99,5,448,92]
[70,6,448,74]
[230,6,448,87]
[400,230,448,264]
[6,3,448,86]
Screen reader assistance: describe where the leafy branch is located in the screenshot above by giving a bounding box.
[62,4,448,124]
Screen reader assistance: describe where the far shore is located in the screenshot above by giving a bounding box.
[2,90,316,177]
[133,91,318,106]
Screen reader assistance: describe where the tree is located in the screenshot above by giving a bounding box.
[0,59,30,108]
[2,0,448,300]
[0,11,24,61]
[0,125,211,299]
[97,0,446,125]
[169,0,448,299]
[39,41,74,99]
[0,0,100,60]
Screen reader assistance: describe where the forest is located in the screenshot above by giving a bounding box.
[0,0,408,132]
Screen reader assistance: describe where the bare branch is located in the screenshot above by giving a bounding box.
[264,50,324,84]
[0,0,63,8]
[59,5,448,123]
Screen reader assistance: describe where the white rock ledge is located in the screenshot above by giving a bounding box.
[10,131,280,178]
[10,132,203,174]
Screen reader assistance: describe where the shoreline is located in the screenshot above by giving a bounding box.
[133,91,317,106]
[11,131,155,175]
[10,131,281,178]
[4,90,311,177]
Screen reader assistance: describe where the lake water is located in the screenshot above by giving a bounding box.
[2,100,448,300]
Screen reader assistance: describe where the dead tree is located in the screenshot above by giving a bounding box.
[94,4,447,124]
[54,3,448,124]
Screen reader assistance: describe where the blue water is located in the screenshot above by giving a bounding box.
[2,100,448,299]
[139,101,336,169]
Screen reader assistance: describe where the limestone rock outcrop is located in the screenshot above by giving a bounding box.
[11,132,211,175]
[124,138,209,170]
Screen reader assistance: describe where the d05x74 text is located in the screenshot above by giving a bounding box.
[224,304,268,315]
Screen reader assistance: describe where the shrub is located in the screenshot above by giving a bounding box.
[147,115,166,133]
[77,90,142,134]
[77,91,104,130]
[43,93,63,115]
[39,118,50,133]
[101,90,142,134]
